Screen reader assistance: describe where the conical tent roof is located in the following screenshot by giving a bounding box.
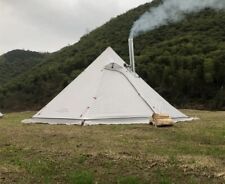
[24,47,192,125]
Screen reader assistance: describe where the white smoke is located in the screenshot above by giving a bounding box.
[130,0,225,38]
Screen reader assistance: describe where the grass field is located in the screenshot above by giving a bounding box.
[0,110,224,184]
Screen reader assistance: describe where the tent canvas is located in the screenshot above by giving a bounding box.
[23,47,193,125]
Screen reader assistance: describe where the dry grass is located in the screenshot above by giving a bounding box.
[0,110,224,184]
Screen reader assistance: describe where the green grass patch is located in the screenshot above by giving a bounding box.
[68,171,94,184]
[117,176,142,184]
[0,110,224,183]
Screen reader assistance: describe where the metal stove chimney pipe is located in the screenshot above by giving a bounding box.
[128,38,135,73]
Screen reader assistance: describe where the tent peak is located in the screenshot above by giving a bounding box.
[105,46,114,51]
[103,47,119,55]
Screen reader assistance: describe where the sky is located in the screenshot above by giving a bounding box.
[0,0,150,55]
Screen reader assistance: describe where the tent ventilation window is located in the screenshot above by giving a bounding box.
[104,63,122,71]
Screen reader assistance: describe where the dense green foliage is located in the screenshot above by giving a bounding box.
[0,50,46,86]
[0,0,225,111]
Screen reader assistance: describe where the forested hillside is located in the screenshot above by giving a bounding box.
[0,50,47,87]
[0,0,225,111]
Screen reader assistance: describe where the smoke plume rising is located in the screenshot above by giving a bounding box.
[130,0,225,38]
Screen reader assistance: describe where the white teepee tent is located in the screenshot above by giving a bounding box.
[23,47,193,125]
